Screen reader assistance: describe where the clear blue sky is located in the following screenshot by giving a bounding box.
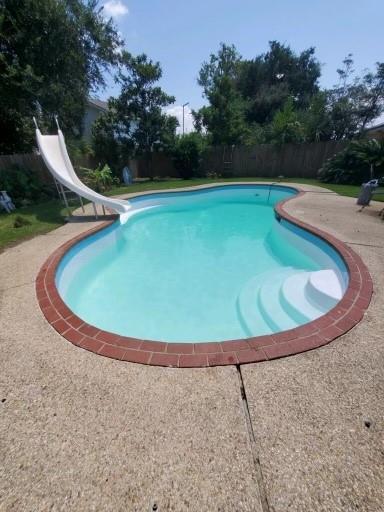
[100,0,384,131]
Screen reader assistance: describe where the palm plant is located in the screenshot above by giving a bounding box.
[319,138,384,184]
[351,139,384,179]
[81,164,118,193]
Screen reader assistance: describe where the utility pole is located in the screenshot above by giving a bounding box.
[182,102,189,135]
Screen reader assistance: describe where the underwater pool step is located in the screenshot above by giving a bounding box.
[237,268,344,336]
[236,275,273,336]
[237,268,297,336]
[258,271,301,332]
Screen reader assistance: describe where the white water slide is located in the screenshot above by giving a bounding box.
[35,120,130,216]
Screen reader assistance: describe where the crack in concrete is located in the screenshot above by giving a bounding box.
[305,190,337,194]
[345,241,384,249]
[236,365,270,512]
[0,280,35,292]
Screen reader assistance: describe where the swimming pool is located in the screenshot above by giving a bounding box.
[55,185,349,343]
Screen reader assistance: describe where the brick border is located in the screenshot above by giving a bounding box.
[35,185,373,368]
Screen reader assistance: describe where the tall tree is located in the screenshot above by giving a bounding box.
[194,43,247,144]
[325,57,384,139]
[197,76,247,145]
[268,97,306,145]
[93,52,178,174]
[195,42,384,145]
[197,43,242,97]
[238,41,321,124]
[194,41,321,143]
[301,92,332,142]
[0,0,122,153]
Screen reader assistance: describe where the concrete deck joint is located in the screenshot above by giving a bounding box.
[237,365,270,512]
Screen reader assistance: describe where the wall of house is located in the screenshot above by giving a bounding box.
[366,129,384,140]
[82,105,104,141]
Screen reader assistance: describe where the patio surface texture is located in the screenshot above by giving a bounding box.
[0,183,383,511]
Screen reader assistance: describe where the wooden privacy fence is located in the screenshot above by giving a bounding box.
[0,153,52,183]
[131,153,177,179]
[133,140,347,179]
[0,152,96,184]
[0,140,347,182]
[0,152,174,181]
[200,141,348,179]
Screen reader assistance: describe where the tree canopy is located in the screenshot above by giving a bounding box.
[92,51,178,173]
[238,41,321,124]
[194,42,384,145]
[1,4,384,161]
[0,0,123,153]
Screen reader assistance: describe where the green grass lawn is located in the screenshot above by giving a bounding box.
[0,200,76,251]
[0,177,379,252]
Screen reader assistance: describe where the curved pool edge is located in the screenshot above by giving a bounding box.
[35,184,373,368]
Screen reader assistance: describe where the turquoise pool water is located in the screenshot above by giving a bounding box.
[56,185,348,342]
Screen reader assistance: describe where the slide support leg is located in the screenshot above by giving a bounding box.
[59,183,72,217]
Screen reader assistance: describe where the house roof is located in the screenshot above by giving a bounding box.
[87,97,108,111]
[366,122,384,133]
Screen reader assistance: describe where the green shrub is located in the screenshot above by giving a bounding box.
[13,215,32,228]
[66,138,94,162]
[171,133,208,179]
[268,98,306,145]
[206,170,222,179]
[81,164,119,192]
[0,165,55,205]
[318,139,384,185]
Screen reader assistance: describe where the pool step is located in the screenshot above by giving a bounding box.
[307,269,343,309]
[237,268,343,336]
[280,272,326,324]
[237,268,297,336]
[236,275,271,336]
[258,270,305,332]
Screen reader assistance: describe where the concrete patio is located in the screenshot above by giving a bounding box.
[0,183,383,511]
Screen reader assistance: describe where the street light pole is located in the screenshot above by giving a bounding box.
[182,102,189,135]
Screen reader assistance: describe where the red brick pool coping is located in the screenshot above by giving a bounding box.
[35,186,373,368]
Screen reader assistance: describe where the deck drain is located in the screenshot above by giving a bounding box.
[1,398,6,403]
[152,504,158,511]
[364,420,372,429]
